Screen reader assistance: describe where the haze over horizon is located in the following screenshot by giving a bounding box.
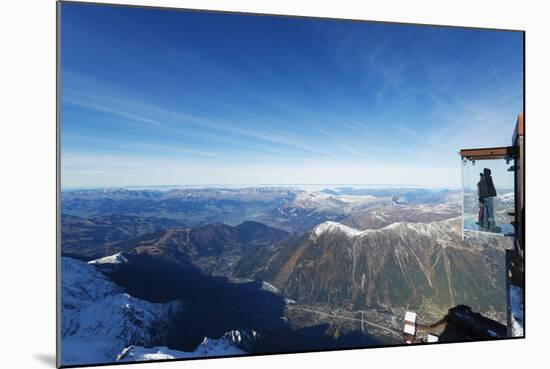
[60,183,456,191]
[60,3,523,189]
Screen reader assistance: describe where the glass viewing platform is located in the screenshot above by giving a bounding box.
[461,153,516,238]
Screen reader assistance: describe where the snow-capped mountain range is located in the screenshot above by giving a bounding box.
[61,257,245,366]
[235,217,510,318]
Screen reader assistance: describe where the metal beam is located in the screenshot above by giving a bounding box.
[459,146,518,160]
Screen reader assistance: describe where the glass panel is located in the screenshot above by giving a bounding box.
[461,158,515,237]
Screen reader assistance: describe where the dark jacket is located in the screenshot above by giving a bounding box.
[478,173,497,200]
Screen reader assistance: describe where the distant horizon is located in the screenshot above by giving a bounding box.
[61,182,506,192]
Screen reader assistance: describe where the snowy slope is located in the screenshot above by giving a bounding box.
[312,220,401,238]
[509,285,524,336]
[61,257,183,366]
[313,221,365,237]
[116,334,247,362]
[292,191,346,212]
[88,252,128,265]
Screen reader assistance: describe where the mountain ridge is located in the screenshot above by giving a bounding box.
[235,217,508,319]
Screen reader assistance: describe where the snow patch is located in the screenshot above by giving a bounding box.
[312,221,403,238]
[383,222,401,230]
[285,298,296,305]
[260,281,281,294]
[116,336,246,362]
[337,194,376,204]
[88,252,128,265]
[509,285,524,337]
[292,191,345,211]
[313,221,364,237]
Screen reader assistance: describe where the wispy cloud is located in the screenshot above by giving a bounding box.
[63,71,344,158]
[60,10,523,188]
[492,61,502,90]
[64,95,163,127]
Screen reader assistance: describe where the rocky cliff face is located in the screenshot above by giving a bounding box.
[236,218,508,316]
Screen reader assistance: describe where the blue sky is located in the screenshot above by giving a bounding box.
[60,3,523,189]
